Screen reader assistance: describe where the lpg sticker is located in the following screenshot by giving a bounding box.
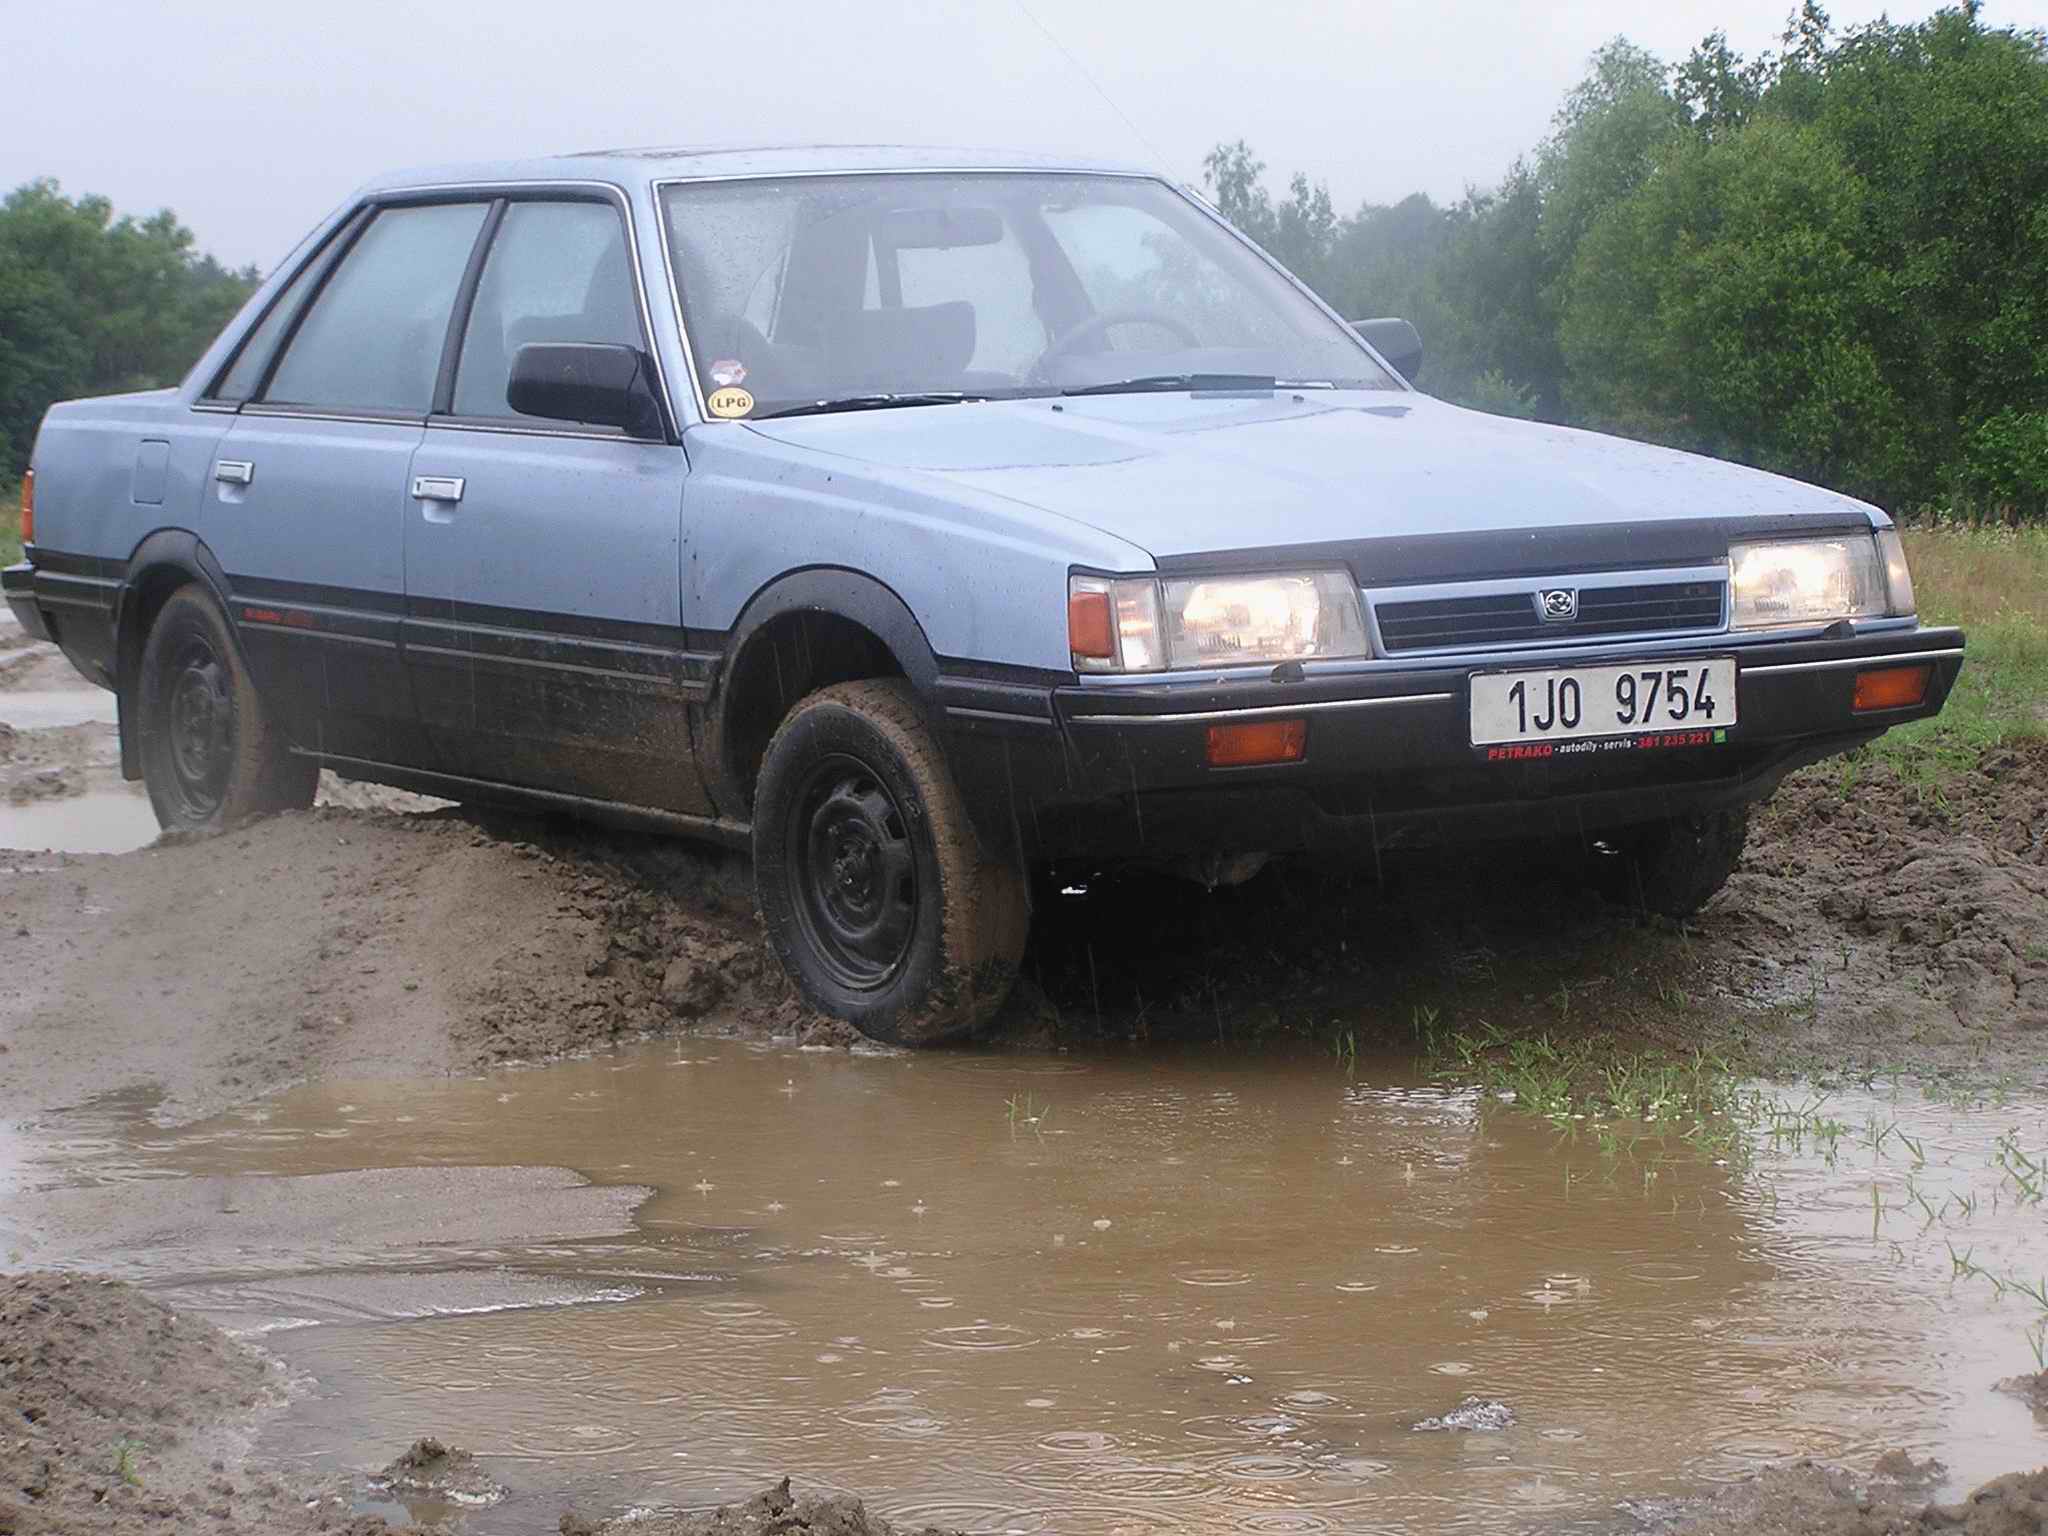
[709,358,747,387]
[706,386,755,419]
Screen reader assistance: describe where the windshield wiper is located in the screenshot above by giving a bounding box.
[1060,373,1278,397]
[753,391,987,420]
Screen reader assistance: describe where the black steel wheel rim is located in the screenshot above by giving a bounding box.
[787,753,919,991]
[160,629,234,819]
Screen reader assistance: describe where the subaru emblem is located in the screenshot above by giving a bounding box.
[1538,588,1579,621]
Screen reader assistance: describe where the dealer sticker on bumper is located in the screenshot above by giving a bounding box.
[1470,657,1738,748]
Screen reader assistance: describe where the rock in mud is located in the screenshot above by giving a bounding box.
[375,1436,504,1505]
[1411,1396,1513,1432]
[661,942,738,1016]
[1999,1370,2048,1414]
[1869,1447,1946,1485]
[564,1476,964,1535]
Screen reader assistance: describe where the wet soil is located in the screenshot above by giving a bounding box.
[563,1478,959,1536]
[6,617,2048,1533]
[1639,1459,2048,1535]
[0,1271,397,1536]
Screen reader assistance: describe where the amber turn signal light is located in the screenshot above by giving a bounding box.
[1068,589,1115,660]
[1206,718,1307,767]
[1852,664,1931,713]
[16,468,32,547]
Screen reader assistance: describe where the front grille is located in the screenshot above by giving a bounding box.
[1374,580,1725,654]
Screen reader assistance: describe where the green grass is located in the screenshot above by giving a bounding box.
[1874,524,2048,780]
[0,484,19,566]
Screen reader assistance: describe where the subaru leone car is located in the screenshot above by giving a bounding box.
[5,145,1963,1042]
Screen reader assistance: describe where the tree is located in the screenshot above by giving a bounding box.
[1201,141,1340,295]
[1561,117,1905,498]
[0,181,256,481]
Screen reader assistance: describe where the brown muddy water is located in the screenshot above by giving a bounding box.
[0,782,157,853]
[11,1046,2048,1533]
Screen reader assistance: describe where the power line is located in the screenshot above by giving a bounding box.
[1008,0,1180,179]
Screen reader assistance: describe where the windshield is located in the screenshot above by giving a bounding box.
[659,172,1397,418]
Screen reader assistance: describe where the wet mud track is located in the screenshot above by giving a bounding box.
[5,612,2048,1533]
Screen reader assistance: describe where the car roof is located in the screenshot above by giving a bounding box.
[361,143,1165,195]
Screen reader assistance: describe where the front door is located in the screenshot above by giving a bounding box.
[206,201,492,764]
[400,195,708,814]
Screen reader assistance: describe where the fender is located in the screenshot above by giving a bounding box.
[706,566,945,814]
[717,565,943,701]
[111,529,245,780]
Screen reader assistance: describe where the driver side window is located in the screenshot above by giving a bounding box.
[1041,202,1288,351]
[451,200,643,421]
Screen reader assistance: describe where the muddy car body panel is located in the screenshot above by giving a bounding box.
[7,146,1963,1032]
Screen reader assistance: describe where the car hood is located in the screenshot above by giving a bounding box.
[741,391,1879,559]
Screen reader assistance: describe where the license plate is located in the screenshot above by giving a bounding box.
[1469,657,1737,747]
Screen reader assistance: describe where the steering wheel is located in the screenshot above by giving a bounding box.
[1029,308,1202,380]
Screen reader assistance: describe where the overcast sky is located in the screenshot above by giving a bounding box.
[8,0,2047,272]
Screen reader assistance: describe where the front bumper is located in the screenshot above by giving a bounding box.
[947,624,1964,859]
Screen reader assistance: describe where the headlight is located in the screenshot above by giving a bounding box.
[1069,570,1367,672]
[1728,535,1899,629]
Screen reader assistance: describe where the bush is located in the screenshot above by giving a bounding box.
[1453,369,1541,420]
[1955,410,2048,522]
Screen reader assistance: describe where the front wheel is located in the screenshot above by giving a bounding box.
[137,586,316,834]
[752,679,1028,1044]
[1607,806,1749,917]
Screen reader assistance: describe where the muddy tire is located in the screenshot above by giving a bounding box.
[752,678,1029,1044]
[1610,806,1749,918]
[137,585,316,834]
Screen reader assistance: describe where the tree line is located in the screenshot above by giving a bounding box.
[0,182,258,483]
[1208,2,2048,519]
[2,2,2043,520]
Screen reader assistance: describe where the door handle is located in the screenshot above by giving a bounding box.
[214,460,255,486]
[411,475,465,504]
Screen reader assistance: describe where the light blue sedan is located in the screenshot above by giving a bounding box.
[4,146,1963,1041]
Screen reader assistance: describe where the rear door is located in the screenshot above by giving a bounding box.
[401,193,707,813]
[210,200,491,764]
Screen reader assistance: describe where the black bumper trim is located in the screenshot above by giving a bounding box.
[1068,690,1456,724]
[1739,646,1964,675]
[3,561,50,641]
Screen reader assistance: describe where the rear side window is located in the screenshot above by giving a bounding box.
[263,203,488,414]
[214,253,323,401]
[452,201,643,420]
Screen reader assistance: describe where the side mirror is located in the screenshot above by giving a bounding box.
[507,342,665,438]
[1349,318,1423,384]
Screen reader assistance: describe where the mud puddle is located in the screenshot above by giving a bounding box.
[12,1046,2047,1534]
[0,783,157,853]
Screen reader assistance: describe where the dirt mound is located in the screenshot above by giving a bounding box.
[1644,1457,2048,1534]
[563,1477,961,1536]
[0,1272,392,1536]
[1721,739,2048,1070]
[0,806,793,1127]
[449,813,801,1067]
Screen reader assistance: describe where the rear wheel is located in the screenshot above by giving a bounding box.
[1607,806,1749,917]
[752,679,1028,1044]
[138,586,316,834]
